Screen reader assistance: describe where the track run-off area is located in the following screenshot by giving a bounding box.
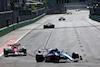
[0,10,100,67]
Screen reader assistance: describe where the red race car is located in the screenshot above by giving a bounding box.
[4,43,27,57]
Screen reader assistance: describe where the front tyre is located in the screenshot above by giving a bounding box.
[4,49,9,57]
[59,19,61,21]
[72,52,79,62]
[72,52,79,59]
[54,55,59,63]
[52,25,55,28]
[23,49,27,56]
[36,54,44,62]
[44,25,46,29]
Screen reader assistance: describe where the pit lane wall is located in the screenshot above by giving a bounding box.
[0,13,46,37]
[89,14,100,22]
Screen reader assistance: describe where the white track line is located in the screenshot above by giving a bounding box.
[0,52,3,57]
[15,30,32,44]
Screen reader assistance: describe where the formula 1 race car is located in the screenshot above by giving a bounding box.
[67,12,72,15]
[36,48,82,63]
[4,44,27,57]
[75,9,81,11]
[59,17,65,21]
[44,23,55,29]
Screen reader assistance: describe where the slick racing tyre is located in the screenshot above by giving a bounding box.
[36,54,44,62]
[23,49,27,56]
[44,25,46,29]
[72,52,79,59]
[72,52,79,62]
[52,25,55,28]
[59,19,61,21]
[54,55,59,63]
[4,49,9,57]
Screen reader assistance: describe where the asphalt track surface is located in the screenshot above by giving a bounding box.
[1,10,100,67]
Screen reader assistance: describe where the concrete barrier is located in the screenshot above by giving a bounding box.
[0,13,46,37]
[89,14,100,22]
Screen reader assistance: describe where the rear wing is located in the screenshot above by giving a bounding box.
[38,48,52,52]
[7,44,21,46]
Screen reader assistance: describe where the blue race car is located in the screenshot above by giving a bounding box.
[36,48,82,63]
[59,17,65,21]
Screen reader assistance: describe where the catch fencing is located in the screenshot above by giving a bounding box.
[0,8,45,29]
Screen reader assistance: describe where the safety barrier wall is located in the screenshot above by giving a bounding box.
[0,13,46,37]
[89,14,100,22]
[90,8,100,15]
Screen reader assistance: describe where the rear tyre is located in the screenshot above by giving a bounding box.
[4,49,9,57]
[44,25,46,29]
[59,19,61,21]
[52,25,55,28]
[23,49,27,56]
[54,55,59,63]
[36,54,44,62]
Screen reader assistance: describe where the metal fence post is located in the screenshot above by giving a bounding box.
[6,20,9,27]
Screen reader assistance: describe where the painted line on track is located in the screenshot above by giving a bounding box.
[0,53,3,57]
[14,19,48,44]
[15,29,32,44]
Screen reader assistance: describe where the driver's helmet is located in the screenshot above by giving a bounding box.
[53,48,58,52]
[38,49,41,53]
[55,48,58,51]
[14,46,17,48]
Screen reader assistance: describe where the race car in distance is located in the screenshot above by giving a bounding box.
[4,43,27,57]
[75,9,81,11]
[67,12,72,14]
[59,17,65,21]
[44,23,55,29]
[36,48,82,63]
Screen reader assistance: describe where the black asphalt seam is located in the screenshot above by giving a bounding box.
[44,30,53,49]
[28,29,54,57]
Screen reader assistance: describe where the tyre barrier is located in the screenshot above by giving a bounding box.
[0,13,46,37]
[89,14,100,22]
